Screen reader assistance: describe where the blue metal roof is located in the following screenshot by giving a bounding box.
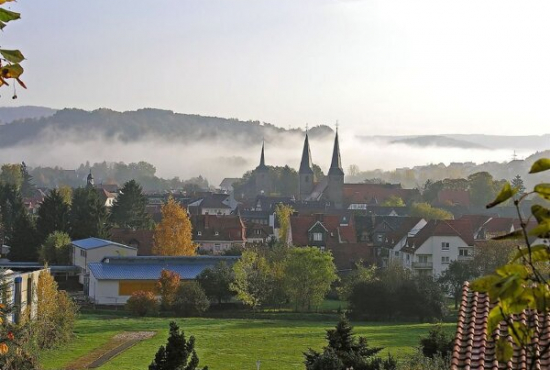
[88,256,239,280]
[72,237,136,251]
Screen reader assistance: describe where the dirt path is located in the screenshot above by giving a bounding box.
[65,332,156,370]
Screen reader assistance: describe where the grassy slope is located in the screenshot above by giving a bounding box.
[40,313,456,370]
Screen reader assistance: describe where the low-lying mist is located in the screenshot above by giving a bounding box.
[0,131,537,185]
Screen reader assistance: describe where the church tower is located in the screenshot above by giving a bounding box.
[255,141,270,195]
[298,130,314,200]
[86,170,95,188]
[326,128,344,208]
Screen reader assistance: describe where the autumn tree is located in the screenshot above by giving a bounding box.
[275,203,293,246]
[381,195,405,207]
[153,197,195,256]
[34,269,77,349]
[110,179,151,229]
[156,269,181,310]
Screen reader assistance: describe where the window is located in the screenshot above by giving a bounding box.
[197,231,202,236]
[215,231,219,236]
[394,251,399,257]
[215,243,221,251]
[442,256,450,264]
[459,249,469,257]
[418,255,429,263]
[376,234,383,242]
[313,232,323,241]
[80,250,86,257]
[441,242,450,251]
[305,175,309,183]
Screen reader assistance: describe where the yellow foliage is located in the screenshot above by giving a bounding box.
[0,342,8,355]
[153,197,196,256]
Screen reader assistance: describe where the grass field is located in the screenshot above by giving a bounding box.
[39,311,456,370]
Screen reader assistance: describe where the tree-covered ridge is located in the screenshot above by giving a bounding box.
[0,107,333,148]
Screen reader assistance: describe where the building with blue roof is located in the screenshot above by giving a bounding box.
[72,237,137,286]
[87,255,239,305]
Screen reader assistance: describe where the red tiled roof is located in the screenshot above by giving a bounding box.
[483,217,515,235]
[110,228,154,256]
[290,214,357,247]
[342,184,420,204]
[190,215,245,242]
[437,189,471,207]
[403,219,474,252]
[459,215,492,235]
[452,282,550,370]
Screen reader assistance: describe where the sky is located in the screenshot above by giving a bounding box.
[2,0,550,135]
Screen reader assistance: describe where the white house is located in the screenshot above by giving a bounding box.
[0,266,47,323]
[87,255,239,305]
[72,238,137,286]
[400,219,475,277]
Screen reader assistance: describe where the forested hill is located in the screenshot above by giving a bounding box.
[0,107,333,148]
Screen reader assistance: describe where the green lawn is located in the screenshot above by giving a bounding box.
[39,313,456,370]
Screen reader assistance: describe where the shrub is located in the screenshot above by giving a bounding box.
[419,324,453,359]
[156,269,181,310]
[126,291,159,317]
[173,281,210,316]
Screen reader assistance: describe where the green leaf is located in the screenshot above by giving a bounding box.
[0,21,5,30]
[512,245,550,263]
[531,205,550,224]
[496,337,514,362]
[1,64,23,79]
[530,158,550,174]
[528,222,550,238]
[534,184,550,200]
[0,49,25,63]
[471,275,500,292]
[493,229,524,241]
[488,307,506,334]
[486,182,518,209]
[0,8,20,23]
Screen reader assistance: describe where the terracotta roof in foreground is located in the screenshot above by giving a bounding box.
[452,282,550,370]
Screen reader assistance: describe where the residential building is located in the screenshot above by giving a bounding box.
[400,219,474,277]
[190,214,246,254]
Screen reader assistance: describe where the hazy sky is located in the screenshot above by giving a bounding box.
[2,0,549,135]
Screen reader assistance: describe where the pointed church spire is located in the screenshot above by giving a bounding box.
[257,139,267,170]
[299,129,314,174]
[328,124,344,176]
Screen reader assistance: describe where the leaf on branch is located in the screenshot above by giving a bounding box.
[531,205,550,224]
[495,337,514,362]
[488,307,506,334]
[471,275,500,293]
[528,222,550,238]
[1,63,23,79]
[534,183,550,200]
[486,182,518,209]
[16,77,26,89]
[0,0,17,4]
[0,8,20,23]
[512,245,550,263]
[0,49,25,63]
[0,21,5,30]
[529,158,550,174]
[493,230,524,241]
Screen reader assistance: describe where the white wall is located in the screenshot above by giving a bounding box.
[73,244,137,284]
[415,236,472,276]
[88,276,126,305]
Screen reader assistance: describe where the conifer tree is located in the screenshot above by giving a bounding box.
[305,316,396,370]
[111,179,151,229]
[19,162,36,198]
[149,321,208,370]
[8,212,40,262]
[69,187,110,240]
[153,197,195,256]
[0,183,25,242]
[36,189,70,242]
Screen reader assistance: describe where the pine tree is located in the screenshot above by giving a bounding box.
[8,213,40,262]
[153,197,195,256]
[20,162,36,198]
[149,322,208,370]
[69,187,110,240]
[36,189,70,242]
[511,174,526,195]
[0,184,25,243]
[305,316,396,370]
[110,179,151,229]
